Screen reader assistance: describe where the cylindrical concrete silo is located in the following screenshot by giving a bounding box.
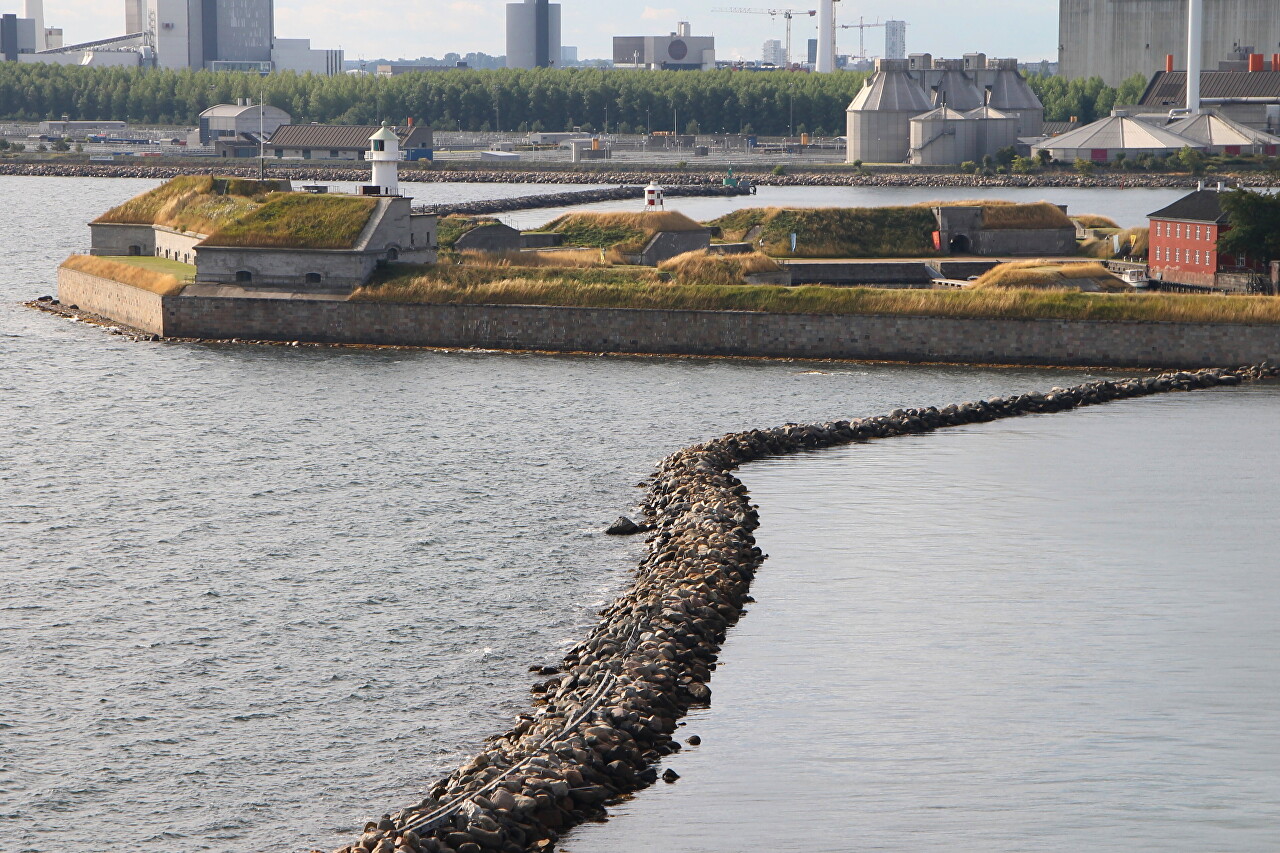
[964,105,1019,159]
[986,58,1044,136]
[846,58,933,164]
[909,106,976,165]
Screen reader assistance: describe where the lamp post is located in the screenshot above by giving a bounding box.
[257,69,268,181]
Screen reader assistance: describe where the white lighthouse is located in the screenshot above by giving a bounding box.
[368,122,400,196]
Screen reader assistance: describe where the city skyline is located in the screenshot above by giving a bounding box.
[22,0,1059,65]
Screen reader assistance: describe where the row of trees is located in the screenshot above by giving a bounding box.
[1026,73,1150,125]
[0,63,1138,135]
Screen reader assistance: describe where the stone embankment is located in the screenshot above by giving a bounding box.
[2,160,1267,189]
[329,363,1277,853]
[413,184,751,216]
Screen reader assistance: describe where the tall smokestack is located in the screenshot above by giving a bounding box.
[816,0,834,72]
[23,0,45,50]
[1186,0,1202,114]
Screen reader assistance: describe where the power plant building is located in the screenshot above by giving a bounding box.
[847,55,1044,164]
[506,0,561,68]
[1059,0,1280,85]
[613,22,714,70]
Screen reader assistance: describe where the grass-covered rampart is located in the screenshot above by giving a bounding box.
[201,194,377,250]
[352,262,1280,325]
[709,206,940,258]
[972,260,1129,292]
[61,254,189,296]
[545,211,705,252]
[94,176,288,234]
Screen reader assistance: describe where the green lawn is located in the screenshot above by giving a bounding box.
[104,255,196,277]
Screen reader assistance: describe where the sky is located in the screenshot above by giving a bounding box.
[26,0,1061,64]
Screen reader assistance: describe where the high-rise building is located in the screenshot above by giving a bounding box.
[762,38,784,65]
[806,37,817,66]
[885,20,906,60]
[1059,0,1280,84]
[506,0,561,69]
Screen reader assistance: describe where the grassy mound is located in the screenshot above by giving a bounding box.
[1073,213,1121,229]
[437,215,502,251]
[658,249,781,285]
[978,202,1073,230]
[972,260,1130,292]
[201,194,378,250]
[708,206,940,258]
[458,248,607,268]
[61,254,188,296]
[353,265,1280,325]
[94,176,289,234]
[1081,227,1149,259]
[545,211,704,252]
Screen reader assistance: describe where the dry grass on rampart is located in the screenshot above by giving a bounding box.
[1073,214,1121,229]
[1080,227,1150,259]
[546,210,705,251]
[657,249,781,285]
[93,176,289,234]
[457,248,607,268]
[972,260,1130,292]
[352,262,1280,324]
[978,202,1074,230]
[61,254,186,296]
[201,194,377,250]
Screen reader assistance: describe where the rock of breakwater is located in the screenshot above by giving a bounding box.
[604,516,645,535]
[332,363,1277,853]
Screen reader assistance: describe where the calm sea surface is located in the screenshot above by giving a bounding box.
[1,176,1277,852]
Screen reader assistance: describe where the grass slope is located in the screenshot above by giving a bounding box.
[709,206,940,258]
[545,211,704,252]
[352,262,1280,325]
[201,194,378,250]
[61,254,188,296]
[972,260,1130,292]
[657,249,781,285]
[94,176,289,234]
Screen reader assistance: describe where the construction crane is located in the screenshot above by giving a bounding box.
[713,7,817,69]
[838,16,885,64]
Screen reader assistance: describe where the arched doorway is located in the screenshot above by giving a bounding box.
[235,270,253,283]
[949,234,972,254]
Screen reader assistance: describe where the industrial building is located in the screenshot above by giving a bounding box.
[197,101,291,147]
[267,123,434,161]
[506,0,561,69]
[1137,66,1280,131]
[613,21,714,70]
[11,0,340,71]
[1058,0,1280,85]
[846,55,1043,164]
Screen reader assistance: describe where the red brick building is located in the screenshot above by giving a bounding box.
[1148,189,1266,291]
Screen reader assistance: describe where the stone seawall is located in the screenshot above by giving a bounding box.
[330,364,1277,853]
[51,269,1280,368]
[56,268,165,335]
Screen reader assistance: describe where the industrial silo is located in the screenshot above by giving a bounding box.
[846,58,933,163]
[909,106,976,165]
[930,61,984,111]
[986,58,1044,136]
[964,105,1019,160]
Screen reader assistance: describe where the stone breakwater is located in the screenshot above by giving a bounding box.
[413,184,751,216]
[327,363,1276,853]
[3,160,1270,189]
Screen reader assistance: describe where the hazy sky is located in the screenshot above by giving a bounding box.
[30,0,1060,64]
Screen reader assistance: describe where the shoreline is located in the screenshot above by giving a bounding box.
[329,363,1277,853]
[0,161,1250,189]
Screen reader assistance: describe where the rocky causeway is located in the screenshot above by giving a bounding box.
[326,363,1278,853]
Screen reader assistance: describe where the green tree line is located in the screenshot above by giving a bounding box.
[0,63,1138,134]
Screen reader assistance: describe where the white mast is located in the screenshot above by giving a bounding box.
[1186,0,1202,114]
[816,0,834,72]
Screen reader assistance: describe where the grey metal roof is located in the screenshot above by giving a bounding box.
[1165,112,1280,146]
[965,105,1016,121]
[911,106,968,122]
[931,70,984,110]
[200,104,266,119]
[987,69,1042,111]
[1041,114,1198,150]
[268,124,433,150]
[848,70,933,113]
[1140,71,1280,105]
[1148,189,1227,223]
